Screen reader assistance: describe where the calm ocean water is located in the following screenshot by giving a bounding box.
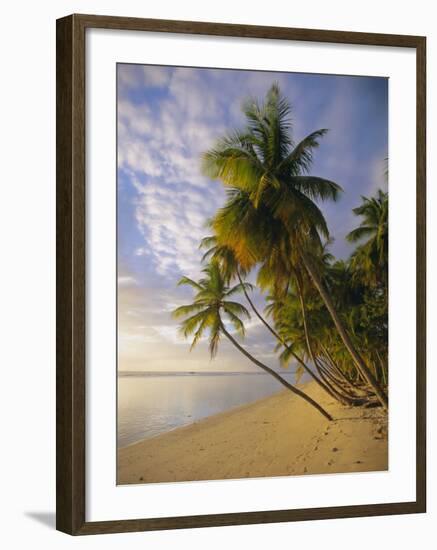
[117,372,298,448]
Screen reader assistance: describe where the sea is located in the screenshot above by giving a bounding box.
[118,370,299,448]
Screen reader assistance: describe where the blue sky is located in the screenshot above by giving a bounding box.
[117,64,388,373]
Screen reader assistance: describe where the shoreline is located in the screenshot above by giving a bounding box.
[119,385,297,450]
[118,380,388,485]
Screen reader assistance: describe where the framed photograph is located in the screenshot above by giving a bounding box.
[56,14,426,535]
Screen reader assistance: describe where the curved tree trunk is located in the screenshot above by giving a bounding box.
[375,349,388,386]
[318,355,363,398]
[296,285,348,405]
[318,355,350,388]
[321,344,359,389]
[220,324,333,422]
[316,358,368,404]
[295,275,370,406]
[316,347,366,397]
[300,252,388,410]
[236,270,335,400]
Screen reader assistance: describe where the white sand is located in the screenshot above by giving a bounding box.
[118,381,388,484]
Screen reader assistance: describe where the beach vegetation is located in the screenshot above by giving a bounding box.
[173,84,388,418]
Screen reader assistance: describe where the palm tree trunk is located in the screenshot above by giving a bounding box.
[300,251,388,410]
[220,324,333,421]
[318,355,348,387]
[236,270,335,400]
[375,349,388,386]
[318,355,358,394]
[236,270,286,343]
[321,344,357,389]
[317,357,367,403]
[294,275,370,406]
[317,350,368,397]
[294,279,350,405]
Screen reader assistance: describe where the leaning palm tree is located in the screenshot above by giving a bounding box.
[201,83,387,409]
[200,235,354,404]
[172,261,333,421]
[266,283,370,406]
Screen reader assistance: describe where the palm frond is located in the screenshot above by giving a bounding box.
[199,235,217,250]
[201,130,263,192]
[177,276,203,291]
[223,308,246,337]
[346,225,375,243]
[189,314,211,350]
[290,176,342,202]
[178,310,209,339]
[277,128,329,175]
[222,300,250,319]
[225,281,254,297]
[208,319,222,358]
[172,302,206,319]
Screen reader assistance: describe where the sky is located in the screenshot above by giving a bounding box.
[117,64,388,373]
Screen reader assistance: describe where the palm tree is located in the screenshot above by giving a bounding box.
[265,283,370,406]
[201,83,388,409]
[347,189,388,288]
[172,261,333,421]
[200,235,353,404]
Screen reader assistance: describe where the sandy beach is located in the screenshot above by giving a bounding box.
[117,381,388,485]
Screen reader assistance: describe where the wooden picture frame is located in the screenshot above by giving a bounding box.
[56,13,426,535]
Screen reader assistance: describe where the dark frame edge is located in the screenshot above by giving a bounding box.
[75,501,423,536]
[71,12,425,47]
[56,14,74,535]
[56,13,427,536]
[56,14,86,535]
[415,36,427,514]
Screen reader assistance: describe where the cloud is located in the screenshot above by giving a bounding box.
[117,66,233,280]
[118,64,171,92]
[118,99,153,136]
[131,178,224,278]
[143,65,171,88]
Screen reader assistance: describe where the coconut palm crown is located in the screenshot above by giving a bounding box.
[172,262,252,358]
[201,82,343,270]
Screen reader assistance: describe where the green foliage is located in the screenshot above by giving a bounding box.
[175,84,389,399]
[172,262,251,358]
[347,189,388,288]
